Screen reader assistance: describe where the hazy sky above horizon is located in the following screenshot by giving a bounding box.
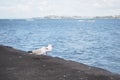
[0,0,120,19]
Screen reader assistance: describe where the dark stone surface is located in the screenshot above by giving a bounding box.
[0,45,120,80]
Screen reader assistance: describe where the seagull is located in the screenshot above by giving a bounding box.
[28,44,53,55]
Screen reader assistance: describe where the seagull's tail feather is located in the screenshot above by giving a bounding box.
[28,51,32,53]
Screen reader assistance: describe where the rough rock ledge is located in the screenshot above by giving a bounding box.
[0,45,120,80]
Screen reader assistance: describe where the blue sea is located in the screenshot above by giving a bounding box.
[0,19,120,74]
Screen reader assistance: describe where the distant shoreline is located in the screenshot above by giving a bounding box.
[0,15,120,20]
[0,18,120,20]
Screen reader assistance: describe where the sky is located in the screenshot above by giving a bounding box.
[0,0,120,19]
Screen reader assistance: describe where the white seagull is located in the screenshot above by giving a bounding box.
[28,44,53,55]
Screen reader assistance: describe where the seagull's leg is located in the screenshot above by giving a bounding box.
[45,52,47,55]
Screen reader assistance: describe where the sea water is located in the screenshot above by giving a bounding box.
[0,19,120,74]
